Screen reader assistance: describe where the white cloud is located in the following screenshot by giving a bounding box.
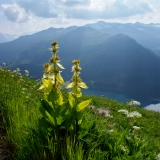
[1,3,29,22]
[52,0,91,7]
[62,0,155,20]
[15,0,58,18]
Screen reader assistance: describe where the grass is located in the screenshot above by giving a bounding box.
[0,67,160,160]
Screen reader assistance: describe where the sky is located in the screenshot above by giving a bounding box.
[0,0,160,35]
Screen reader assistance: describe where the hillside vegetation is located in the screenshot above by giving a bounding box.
[0,41,160,160]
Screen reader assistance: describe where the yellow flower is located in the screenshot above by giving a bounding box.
[44,70,50,75]
[72,65,81,72]
[72,60,80,65]
[56,72,65,84]
[51,41,58,47]
[43,63,50,70]
[57,63,65,69]
[39,78,53,94]
[66,81,88,89]
[72,86,82,98]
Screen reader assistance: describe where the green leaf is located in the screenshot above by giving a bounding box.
[60,102,70,117]
[77,99,92,112]
[78,119,82,124]
[68,93,75,108]
[76,110,83,121]
[48,89,63,105]
[56,115,63,125]
[41,99,55,117]
[39,105,55,126]
[56,102,71,125]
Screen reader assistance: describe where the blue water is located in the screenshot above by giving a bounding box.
[83,89,160,111]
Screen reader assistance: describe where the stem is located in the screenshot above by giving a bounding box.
[53,51,57,89]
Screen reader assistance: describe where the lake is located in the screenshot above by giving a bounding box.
[83,89,160,112]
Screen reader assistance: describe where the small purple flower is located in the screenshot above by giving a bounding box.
[96,108,113,118]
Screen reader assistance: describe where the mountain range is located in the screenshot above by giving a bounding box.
[0,22,160,99]
[86,21,160,55]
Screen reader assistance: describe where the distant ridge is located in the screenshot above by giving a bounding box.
[85,21,160,54]
[0,26,77,63]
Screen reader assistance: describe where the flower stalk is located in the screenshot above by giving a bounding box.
[39,41,65,97]
[66,60,88,98]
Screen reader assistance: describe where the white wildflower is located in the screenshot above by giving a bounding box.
[121,146,127,152]
[126,100,141,106]
[2,63,6,67]
[33,85,37,88]
[127,111,142,118]
[13,70,17,73]
[24,70,29,76]
[157,153,160,160]
[118,109,128,115]
[133,126,141,130]
[16,68,21,72]
[108,129,114,133]
[126,136,131,141]
[13,68,22,75]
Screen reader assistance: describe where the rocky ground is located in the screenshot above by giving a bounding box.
[0,115,13,160]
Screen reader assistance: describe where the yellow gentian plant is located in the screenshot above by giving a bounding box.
[39,41,91,133]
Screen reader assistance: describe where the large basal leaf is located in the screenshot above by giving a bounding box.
[39,105,55,126]
[41,99,55,117]
[55,102,71,125]
[76,99,92,112]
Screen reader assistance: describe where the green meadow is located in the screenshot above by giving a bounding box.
[0,41,160,160]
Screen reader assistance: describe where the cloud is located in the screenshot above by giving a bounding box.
[1,0,156,21]
[1,3,29,22]
[62,0,155,20]
[15,0,58,18]
[53,0,91,7]
[0,0,160,35]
